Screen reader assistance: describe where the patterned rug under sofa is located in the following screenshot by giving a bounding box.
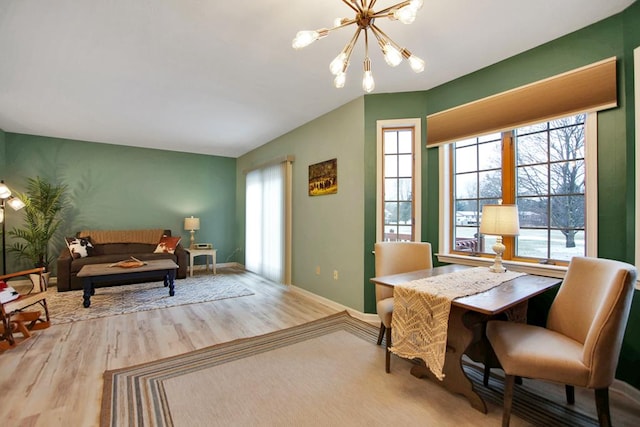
[43,270,254,324]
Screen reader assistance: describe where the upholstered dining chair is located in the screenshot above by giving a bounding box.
[374,241,433,373]
[486,256,637,427]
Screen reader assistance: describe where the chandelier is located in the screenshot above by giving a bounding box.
[292,0,425,93]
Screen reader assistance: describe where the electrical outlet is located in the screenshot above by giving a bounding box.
[316,265,320,275]
[333,270,339,280]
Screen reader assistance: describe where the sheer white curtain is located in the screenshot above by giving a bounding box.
[245,160,291,284]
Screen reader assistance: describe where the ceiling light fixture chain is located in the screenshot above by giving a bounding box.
[292,0,425,93]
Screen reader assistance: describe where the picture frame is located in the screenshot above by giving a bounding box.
[308,158,337,196]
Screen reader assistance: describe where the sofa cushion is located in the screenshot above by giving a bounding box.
[65,237,94,259]
[154,235,181,254]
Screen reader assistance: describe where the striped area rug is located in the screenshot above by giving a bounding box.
[101,311,599,427]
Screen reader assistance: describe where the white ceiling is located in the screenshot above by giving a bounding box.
[0,0,634,158]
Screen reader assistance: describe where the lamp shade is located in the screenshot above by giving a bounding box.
[480,205,520,236]
[7,196,26,211]
[0,181,11,199]
[184,216,200,231]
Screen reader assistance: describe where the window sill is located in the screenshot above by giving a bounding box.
[436,253,568,279]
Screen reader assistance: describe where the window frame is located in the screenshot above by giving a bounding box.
[376,118,422,243]
[438,113,597,277]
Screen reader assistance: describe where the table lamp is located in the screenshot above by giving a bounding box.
[479,204,520,273]
[184,216,200,249]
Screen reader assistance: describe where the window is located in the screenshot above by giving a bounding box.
[449,113,595,265]
[245,158,293,284]
[377,119,421,242]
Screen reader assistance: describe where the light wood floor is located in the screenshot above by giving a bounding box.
[1,267,639,426]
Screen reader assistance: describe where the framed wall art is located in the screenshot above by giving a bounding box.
[308,158,337,196]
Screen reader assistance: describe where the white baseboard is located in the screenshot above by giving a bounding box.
[288,284,379,325]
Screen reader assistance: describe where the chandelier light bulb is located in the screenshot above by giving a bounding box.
[383,43,403,67]
[334,72,346,88]
[292,30,320,49]
[362,58,375,93]
[394,5,418,24]
[410,0,424,10]
[362,70,375,92]
[408,54,425,73]
[330,52,347,75]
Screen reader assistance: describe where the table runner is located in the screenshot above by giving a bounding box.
[390,267,525,380]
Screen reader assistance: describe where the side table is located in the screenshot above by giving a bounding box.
[184,247,217,277]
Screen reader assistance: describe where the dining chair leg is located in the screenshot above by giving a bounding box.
[483,365,491,386]
[377,323,386,346]
[566,384,575,404]
[595,388,612,427]
[385,326,392,373]
[501,374,516,427]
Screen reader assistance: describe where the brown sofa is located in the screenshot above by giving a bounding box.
[56,229,187,292]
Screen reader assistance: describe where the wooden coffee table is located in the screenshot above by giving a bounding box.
[77,259,179,308]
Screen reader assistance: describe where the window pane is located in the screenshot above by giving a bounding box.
[516,133,547,165]
[398,178,412,201]
[398,130,412,153]
[517,165,548,196]
[385,178,398,200]
[550,128,584,162]
[398,154,412,177]
[384,131,398,154]
[518,197,548,228]
[516,229,549,259]
[479,170,501,198]
[550,230,584,261]
[385,202,398,225]
[455,145,477,173]
[550,160,585,195]
[551,195,585,229]
[456,172,477,199]
[384,155,397,177]
[478,140,501,170]
[397,202,412,224]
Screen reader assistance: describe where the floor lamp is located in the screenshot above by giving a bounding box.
[0,180,26,275]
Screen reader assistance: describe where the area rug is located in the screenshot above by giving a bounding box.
[45,273,254,324]
[101,311,599,427]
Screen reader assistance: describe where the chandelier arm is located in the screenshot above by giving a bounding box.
[343,27,362,70]
[369,24,387,48]
[364,28,370,59]
[370,23,403,51]
[342,0,362,14]
[373,1,412,16]
[330,18,358,32]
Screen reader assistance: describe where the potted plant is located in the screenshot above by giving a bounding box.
[8,177,68,275]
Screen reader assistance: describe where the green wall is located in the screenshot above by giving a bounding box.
[237,98,366,309]
[2,134,237,274]
[361,7,640,388]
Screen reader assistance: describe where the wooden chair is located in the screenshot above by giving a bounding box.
[486,257,637,427]
[1,267,50,350]
[374,241,433,372]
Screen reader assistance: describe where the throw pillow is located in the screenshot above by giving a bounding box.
[154,235,181,254]
[65,237,94,259]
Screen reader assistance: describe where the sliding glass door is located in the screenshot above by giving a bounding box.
[245,159,292,284]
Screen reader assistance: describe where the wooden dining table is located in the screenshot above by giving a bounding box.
[370,264,562,413]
